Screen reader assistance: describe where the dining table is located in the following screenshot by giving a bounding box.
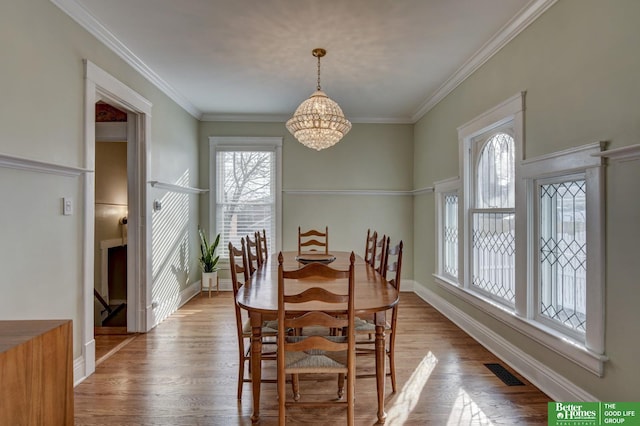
[236,250,399,424]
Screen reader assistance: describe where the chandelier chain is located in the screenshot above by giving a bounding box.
[317,54,321,91]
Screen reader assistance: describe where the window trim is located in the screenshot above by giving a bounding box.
[434,92,607,376]
[522,141,606,358]
[435,177,460,284]
[209,136,283,260]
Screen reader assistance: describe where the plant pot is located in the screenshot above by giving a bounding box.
[201,271,218,297]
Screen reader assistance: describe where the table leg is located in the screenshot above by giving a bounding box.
[375,318,387,424]
[250,313,263,423]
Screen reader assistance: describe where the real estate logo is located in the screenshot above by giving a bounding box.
[548,402,640,426]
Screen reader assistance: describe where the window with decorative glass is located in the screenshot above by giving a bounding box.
[435,92,606,374]
[435,178,460,283]
[536,175,587,338]
[470,130,516,306]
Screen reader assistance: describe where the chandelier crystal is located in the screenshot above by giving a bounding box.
[286,48,351,151]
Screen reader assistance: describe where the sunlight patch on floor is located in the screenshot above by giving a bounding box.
[385,351,438,425]
[446,387,494,426]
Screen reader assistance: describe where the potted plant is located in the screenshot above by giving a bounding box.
[199,228,220,296]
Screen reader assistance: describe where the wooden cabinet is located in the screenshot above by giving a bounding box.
[0,320,74,426]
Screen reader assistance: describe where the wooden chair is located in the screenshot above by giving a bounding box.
[298,226,329,255]
[246,232,261,273]
[229,239,277,399]
[257,228,268,265]
[373,235,388,275]
[277,252,356,426]
[364,229,377,266]
[354,240,403,393]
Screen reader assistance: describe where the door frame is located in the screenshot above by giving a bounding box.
[82,60,152,378]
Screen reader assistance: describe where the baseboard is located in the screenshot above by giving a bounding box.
[74,336,95,386]
[412,282,598,402]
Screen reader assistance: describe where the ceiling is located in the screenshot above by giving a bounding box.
[55,0,553,123]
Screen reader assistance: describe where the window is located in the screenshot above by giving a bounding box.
[470,131,515,305]
[538,176,587,337]
[435,178,460,283]
[434,92,606,375]
[210,137,282,258]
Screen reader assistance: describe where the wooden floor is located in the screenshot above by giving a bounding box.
[75,292,551,425]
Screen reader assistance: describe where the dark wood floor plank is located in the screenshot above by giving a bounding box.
[75,292,550,425]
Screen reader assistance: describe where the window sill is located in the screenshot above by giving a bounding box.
[433,274,607,376]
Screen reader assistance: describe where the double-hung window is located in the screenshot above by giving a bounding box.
[210,137,282,259]
[434,92,606,375]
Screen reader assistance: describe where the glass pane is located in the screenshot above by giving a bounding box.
[539,180,586,333]
[216,151,275,257]
[476,133,515,208]
[443,193,458,278]
[472,212,515,304]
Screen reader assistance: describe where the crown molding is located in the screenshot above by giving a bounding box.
[50,0,201,119]
[411,0,558,122]
[200,113,413,124]
[52,0,556,124]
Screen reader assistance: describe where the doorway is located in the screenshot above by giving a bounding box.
[83,60,152,379]
[93,103,130,362]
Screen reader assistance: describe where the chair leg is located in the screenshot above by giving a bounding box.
[389,333,397,393]
[237,354,245,399]
[347,374,355,426]
[292,374,300,401]
[278,372,286,425]
[337,373,345,400]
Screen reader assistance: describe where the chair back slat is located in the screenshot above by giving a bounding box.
[246,233,260,274]
[298,226,329,255]
[364,229,377,266]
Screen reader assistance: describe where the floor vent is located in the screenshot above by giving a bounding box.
[484,363,525,386]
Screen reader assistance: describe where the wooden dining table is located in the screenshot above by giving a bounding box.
[236,250,399,424]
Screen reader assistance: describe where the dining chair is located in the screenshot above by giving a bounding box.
[298,226,329,255]
[257,228,268,265]
[246,232,261,273]
[353,240,403,393]
[364,229,377,266]
[277,252,356,426]
[229,239,277,399]
[373,234,388,275]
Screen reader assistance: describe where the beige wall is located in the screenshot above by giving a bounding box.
[198,121,415,278]
[413,0,640,400]
[0,0,199,361]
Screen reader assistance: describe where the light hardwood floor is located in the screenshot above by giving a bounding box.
[75,292,551,425]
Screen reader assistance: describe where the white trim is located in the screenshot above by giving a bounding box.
[284,187,433,196]
[84,60,152,382]
[210,136,283,149]
[149,180,208,194]
[412,0,557,121]
[0,153,91,177]
[521,141,606,177]
[432,275,606,376]
[414,282,599,401]
[457,92,526,137]
[200,113,413,124]
[51,0,200,119]
[591,143,640,163]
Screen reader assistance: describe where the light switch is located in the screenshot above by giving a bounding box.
[63,197,73,216]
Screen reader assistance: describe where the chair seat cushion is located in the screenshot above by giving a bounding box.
[284,336,348,373]
[243,319,278,335]
[353,317,391,332]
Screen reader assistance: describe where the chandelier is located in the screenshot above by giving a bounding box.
[286,48,351,151]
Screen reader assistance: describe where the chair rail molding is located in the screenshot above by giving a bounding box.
[149,180,208,194]
[0,153,92,177]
